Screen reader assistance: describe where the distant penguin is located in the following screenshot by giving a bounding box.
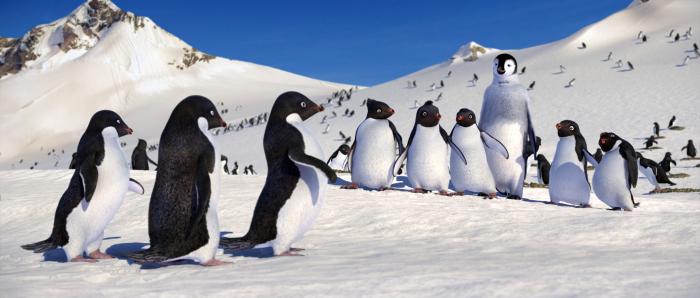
[674,33,680,42]
[694,43,698,52]
[637,31,643,40]
[131,139,158,170]
[559,65,567,73]
[219,91,336,256]
[479,53,538,200]
[128,96,228,266]
[447,70,452,78]
[536,154,551,185]
[232,161,239,175]
[635,152,661,193]
[22,111,144,262]
[668,115,676,128]
[605,51,613,61]
[323,124,330,134]
[327,144,350,171]
[566,78,576,88]
[448,108,508,198]
[615,60,623,68]
[682,56,690,66]
[643,135,658,149]
[594,148,603,163]
[681,140,696,158]
[520,66,526,74]
[653,122,660,137]
[394,101,464,195]
[344,99,404,190]
[642,35,647,42]
[221,155,230,175]
[549,120,598,207]
[580,42,587,49]
[658,152,677,172]
[248,165,257,175]
[593,132,639,211]
[68,152,78,169]
[528,81,536,90]
[667,29,675,38]
[627,61,634,70]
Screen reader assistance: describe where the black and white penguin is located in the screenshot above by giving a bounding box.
[131,139,157,170]
[22,110,144,262]
[681,140,696,158]
[635,152,675,193]
[448,108,508,198]
[668,115,676,128]
[549,120,598,207]
[128,95,228,266]
[653,122,660,137]
[658,152,677,172]
[479,53,538,200]
[393,101,465,195]
[592,132,639,211]
[221,155,230,175]
[68,152,78,169]
[594,148,603,163]
[220,91,336,256]
[643,135,658,149]
[327,144,350,171]
[343,99,404,190]
[536,154,551,185]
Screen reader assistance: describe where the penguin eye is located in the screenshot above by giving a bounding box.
[468,115,473,119]
[376,109,381,113]
[210,110,214,116]
[300,102,307,108]
[569,126,575,131]
[116,119,121,124]
[421,111,428,117]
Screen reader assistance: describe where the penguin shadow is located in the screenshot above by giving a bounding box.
[390,176,410,189]
[42,248,69,263]
[617,68,633,72]
[675,63,688,67]
[551,71,565,75]
[105,242,147,261]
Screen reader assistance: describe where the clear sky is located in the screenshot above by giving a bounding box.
[1,0,630,86]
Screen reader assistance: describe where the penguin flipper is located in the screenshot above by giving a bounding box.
[479,130,509,159]
[78,139,105,203]
[388,120,405,155]
[440,126,467,165]
[21,239,57,253]
[219,237,256,250]
[188,146,215,237]
[289,146,337,183]
[582,150,598,167]
[619,141,638,188]
[128,178,145,195]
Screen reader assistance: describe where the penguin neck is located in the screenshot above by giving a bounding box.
[493,74,519,85]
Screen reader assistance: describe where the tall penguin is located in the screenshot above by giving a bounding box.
[548,120,598,207]
[343,98,404,190]
[394,101,466,195]
[448,108,508,198]
[479,53,538,200]
[22,111,144,262]
[593,132,639,211]
[128,96,228,266]
[220,92,337,256]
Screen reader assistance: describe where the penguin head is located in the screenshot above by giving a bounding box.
[137,139,147,149]
[635,151,643,159]
[171,95,227,129]
[271,91,323,122]
[416,101,441,127]
[339,144,351,155]
[598,132,621,152]
[555,120,580,137]
[88,110,133,137]
[366,99,394,119]
[455,108,476,127]
[536,154,547,162]
[493,53,518,79]
[665,152,672,158]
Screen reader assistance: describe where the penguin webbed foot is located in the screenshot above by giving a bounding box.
[412,188,427,194]
[341,183,359,190]
[278,251,304,257]
[88,250,113,259]
[71,255,98,263]
[201,259,232,266]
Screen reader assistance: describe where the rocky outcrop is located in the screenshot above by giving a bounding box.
[175,47,216,70]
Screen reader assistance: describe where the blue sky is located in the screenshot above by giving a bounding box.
[1,0,629,86]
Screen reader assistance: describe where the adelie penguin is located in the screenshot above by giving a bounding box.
[658,152,676,172]
[535,154,551,185]
[668,115,676,128]
[22,111,144,262]
[393,101,465,195]
[593,133,639,211]
[220,92,336,256]
[128,96,228,266]
[448,108,508,198]
[479,53,538,200]
[681,140,696,158]
[643,135,658,149]
[653,122,660,137]
[636,152,675,193]
[131,139,158,170]
[343,99,404,190]
[549,120,598,207]
[594,148,603,163]
[327,144,350,171]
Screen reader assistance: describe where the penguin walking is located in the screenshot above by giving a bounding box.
[668,115,676,128]
[605,51,613,61]
[323,124,330,134]
[636,152,675,193]
[642,35,647,42]
[636,31,643,40]
[128,96,228,266]
[469,73,479,86]
[343,99,404,190]
[653,122,660,137]
[448,108,508,198]
[327,144,350,171]
[549,120,598,207]
[658,152,677,172]
[394,101,465,195]
[220,92,336,256]
[681,140,696,158]
[559,65,567,73]
[594,148,603,163]
[22,111,144,262]
[536,154,551,185]
[528,81,536,90]
[566,78,576,88]
[627,61,634,70]
[479,53,538,200]
[667,29,675,38]
[643,135,658,149]
[232,161,239,175]
[593,132,639,211]
[131,139,158,170]
[520,66,526,74]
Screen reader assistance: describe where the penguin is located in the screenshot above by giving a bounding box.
[653,122,660,137]
[549,120,598,207]
[642,35,647,42]
[536,154,551,185]
[527,81,536,90]
[605,51,613,61]
[248,165,257,175]
[327,144,350,171]
[668,115,676,128]
[643,135,658,149]
[128,96,228,266]
[232,161,239,175]
[343,99,404,190]
[559,65,567,73]
[520,66,526,74]
[478,53,538,200]
[627,61,634,70]
[592,132,639,211]
[659,152,676,172]
[681,140,696,158]
[68,152,78,169]
[221,155,230,175]
[21,110,144,262]
[131,139,158,170]
[667,29,675,38]
[448,108,508,198]
[566,78,576,88]
[635,152,675,193]
[594,148,603,163]
[637,31,643,40]
[219,91,337,256]
[393,101,465,195]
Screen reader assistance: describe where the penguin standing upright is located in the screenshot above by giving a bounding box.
[131,139,158,170]
[394,101,465,195]
[681,140,696,158]
[548,120,598,207]
[478,53,538,200]
[448,108,508,198]
[327,144,350,171]
[343,99,404,190]
[220,92,336,256]
[536,154,551,185]
[593,133,639,211]
[658,152,677,172]
[653,122,660,137]
[128,96,228,266]
[22,111,144,262]
[635,152,675,193]
[668,115,676,128]
[221,155,230,175]
[643,136,658,149]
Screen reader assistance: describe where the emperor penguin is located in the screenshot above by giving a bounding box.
[22,111,144,262]
[220,92,336,256]
[593,132,639,211]
[128,96,228,266]
[343,99,404,190]
[448,108,509,198]
[394,101,466,195]
[327,144,350,171]
[548,120,598,207]
[479,53,538,200]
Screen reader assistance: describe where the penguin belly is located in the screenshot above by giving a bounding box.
[328,152,348,171]
[637,161,659,188]
[593,149,634,210]
[450,126,496,194]
[549,136,590,206]
[483,121,525,196]
[407,125,450,191]
[351,119,396,189]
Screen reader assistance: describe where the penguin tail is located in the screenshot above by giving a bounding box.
[219,237,256,250]
[127,249,170,264]
[21,238,57,253]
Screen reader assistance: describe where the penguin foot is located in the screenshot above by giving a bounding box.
[289,247,305,252]
[506,195,522,200]
[341,183,359,190]
[71,256,98,263]
[201,259,232,267]
[634,202,641,208]
[412,188,427,194]
[278,251,304,257]
[650,187,662,194]
[488,193,497,199]
[438,190,451,196]
[88,250,113,259]
[578,204,591,208]
[454,192,464,196]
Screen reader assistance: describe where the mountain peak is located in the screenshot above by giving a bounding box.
[449,41,497,64]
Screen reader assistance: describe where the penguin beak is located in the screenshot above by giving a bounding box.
[126,127,133,135]
[497,66,506,75]
[555,123,562,129]
[388,108,394,115]
[318,105,325,112]
[217,116,227,128]
[436,113,442,120]
[457,115,464,121]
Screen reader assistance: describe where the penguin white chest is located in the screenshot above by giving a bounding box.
[328,151,348,171]
[549,136,590,205]
[593,148,633,210]
[449,125,496,193]
[407,125,449,191]
[351,118,396,188]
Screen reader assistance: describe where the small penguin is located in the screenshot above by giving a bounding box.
[327,144,350,171]
[528,81,536,90]
[627,61,634,70]
[549,120,598,207]
[636,31,643,40]
[643,135,658,149]
[667,29,675,38]
[674,33,680,42]
[642,35,647,42]
[448,108,509,198]
[131,139,158,170]
[636,152,675,193]
[394,101,465,195]
[658,152,677,172]
[232,161,239,175]
[536,154,551,185]
[221,155,230,175]
[220,92,336,256]
[615,59,623,68]
[22,111,144,262]
[566,78,576,88]
[559,65,567,73]
[128,96,228,266]
[580,42,587,49]
[594,148,603,163]
[653,122,660,137]
[605,51,613,61]
[681,140,696,158]
[668,115,676,128]
[593,132,639,211]
[520,66,526,74]
[682,56,690,66]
